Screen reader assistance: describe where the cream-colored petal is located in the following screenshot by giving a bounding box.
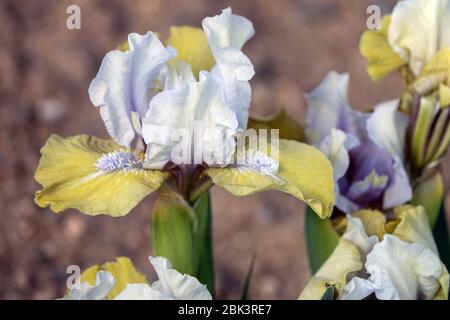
[62,270,115,300]
[299,238,363,299]
[389,0,450,76]
[366,235,442,300]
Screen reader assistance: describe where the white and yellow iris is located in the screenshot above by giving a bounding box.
[299,206,449,300]
[34,8,336,219]
[360,0,450,107]
[62,256,212,300]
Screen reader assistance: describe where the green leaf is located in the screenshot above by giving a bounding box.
[411,171,444,227]
[433,203,450,271]
[240,253,256,300]
[152,191,197,276]
[247,110,305,142]
[320,285,335,300]
[305,206,340,274]
[192,191,215,297]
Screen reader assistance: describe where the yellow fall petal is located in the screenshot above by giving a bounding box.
[298,238,363,300]
[165,26,215,78]
[359,15,406,81]
[34,134,169,217]
[205,139,335,218]
[78,257,148,300]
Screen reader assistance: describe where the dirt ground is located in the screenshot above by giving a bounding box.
[1,0,449,299]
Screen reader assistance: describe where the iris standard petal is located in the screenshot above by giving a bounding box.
[61,270,115,300]
[205,139,335,218]
[89,32,175,146]
[142,73,238,169]
[389,0,450,76]
[305,71,367,145]
[34,135,169,216]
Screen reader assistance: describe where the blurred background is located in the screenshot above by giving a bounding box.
[1,0,449,299]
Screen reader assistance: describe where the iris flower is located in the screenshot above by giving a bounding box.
[305,71,412,214]
[62,256,211,300]
[34,8,335,219]
[360,0,450,107]
[299,205,449,300]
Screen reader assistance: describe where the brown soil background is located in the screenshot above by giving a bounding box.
[1,0,449,299]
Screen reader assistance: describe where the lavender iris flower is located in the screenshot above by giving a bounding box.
[305,71,412,214]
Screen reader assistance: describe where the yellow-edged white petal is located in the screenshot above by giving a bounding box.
[34,134,169,217]
[359,15,406,81]
[389,0,450,76]
[206,139,335,218]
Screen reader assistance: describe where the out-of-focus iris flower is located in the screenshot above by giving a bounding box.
[360,0,450,176]
[34,8,335,219]
[305,71,412,214]
[299,205,449,300]
[62,256,212,300]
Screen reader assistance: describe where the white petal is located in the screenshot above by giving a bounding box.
[343,215,379,255]
[163,61,196,90]
[61,270,115,300]
[115,283,169,300]
[366,235,442,300]
[202,7,254,50]
[149,256,212,300]
[305,71,368,145]
[89,32,175,146]
[142,73,238,169]
[339,277,376,300]
[389,0,450,76]
[202,7,255,130]
[367,100,408,160]
[318,129,359,180]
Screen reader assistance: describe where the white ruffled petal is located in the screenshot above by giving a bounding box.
[382,157,413,210]
[343,215,379,255]
[305,71,368,145]
[61,270,115,300]
[202,7,255,130]
[142,73,238,169]
[89,32,175,146]
[366,235,442,300]
[115,283,169,300]
[339,277,376,300]
[149,256,212,300]
[389,0,450,76]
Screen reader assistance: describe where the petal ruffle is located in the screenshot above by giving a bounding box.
[205,139,335,218]
[61,270,115,300]
[34,135,169,216]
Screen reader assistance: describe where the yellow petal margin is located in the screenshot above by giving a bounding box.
[165,26,215,78]
[359,15,406,81]
[205,139,335,218]
[34,134,169,217]
[78,257,148,300]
